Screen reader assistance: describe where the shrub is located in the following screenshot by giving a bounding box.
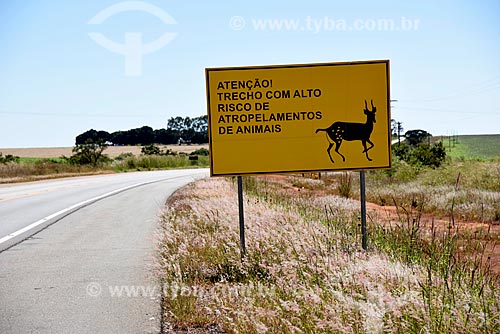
[393,141,446,168]
[392,142,409,161]
[409,142,446,168]
[69,139,109,167]
[189,148,209,156]
[141,143,162,155]
[114,154,209,171]
[141,144,178,156]
[114,152,134,161]
[0,152,20,164]
[337,172,353,198]
[163,148,177,156]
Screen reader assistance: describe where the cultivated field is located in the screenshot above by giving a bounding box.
[0,144,209,159]
[438,134,500,159]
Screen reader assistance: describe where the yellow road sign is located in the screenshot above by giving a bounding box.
[206,60,391,176]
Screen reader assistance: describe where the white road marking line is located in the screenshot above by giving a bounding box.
[0,181,149,245]
[0,182,93,202]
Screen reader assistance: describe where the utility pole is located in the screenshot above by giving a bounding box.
[397,122,403,145]
[390,100,400,144]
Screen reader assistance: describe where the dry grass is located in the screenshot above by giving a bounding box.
[365,161,500,223]
[157,176,499,334]
[0,144,208,159]
[0,144,209,183]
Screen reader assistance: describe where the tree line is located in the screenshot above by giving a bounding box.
[75,115,208,145]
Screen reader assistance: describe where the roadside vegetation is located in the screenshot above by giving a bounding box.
[157,136,500,333]
[0,142,209,182]
[0,152,20,164]
[1,114,210,182]
[158,173,499,333]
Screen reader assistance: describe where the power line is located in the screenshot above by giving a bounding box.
[404,76,500,103]
[396,106,500,114]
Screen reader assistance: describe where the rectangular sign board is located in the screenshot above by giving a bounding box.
[206,60,391,176]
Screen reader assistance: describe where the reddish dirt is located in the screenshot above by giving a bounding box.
[365,202,500,274]
[258,174,500,275]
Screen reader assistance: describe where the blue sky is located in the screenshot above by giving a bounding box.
[1,0,499,147]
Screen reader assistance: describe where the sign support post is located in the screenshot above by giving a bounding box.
[237,176,246,258]
[359,171,367,250]
[206,60,391,255]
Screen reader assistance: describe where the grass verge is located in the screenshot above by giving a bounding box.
[0,154,209,183]
[157,176,499,333]
[366,160,500,222]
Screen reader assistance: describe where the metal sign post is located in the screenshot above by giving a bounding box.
[359,171,367,250]
[206,60,391,255]
[237,176,246,258]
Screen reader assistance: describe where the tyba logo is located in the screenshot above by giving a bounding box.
[88,1,177,76]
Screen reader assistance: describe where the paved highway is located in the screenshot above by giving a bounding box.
[0,169,209,333]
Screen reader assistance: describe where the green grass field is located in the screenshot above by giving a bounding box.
[18,157,66,163]
[437,134,500,160]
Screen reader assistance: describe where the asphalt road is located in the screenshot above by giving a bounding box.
[0,169,209,333]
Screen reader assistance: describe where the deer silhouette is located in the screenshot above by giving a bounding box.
[316,99,376,163]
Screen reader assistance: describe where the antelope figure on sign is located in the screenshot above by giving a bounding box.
[316,99,376,163]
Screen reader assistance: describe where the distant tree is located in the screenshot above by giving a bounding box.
[182,117,193,131]
[167,116,185,132]
[136,126,155,145]
[75,115,209,146]
[391,119,404,141]
[191,115,208,131]
[154,128,177,145]
[166,116,185,143]
[405,129,431,146]
[110,131,127,145]
[69,139,109,167]
[166,116,208,144]
[75,129,110,145]
[181,125,195,143]
[126,128,141,145]
[190,115,208,143]
[391,119,398,137]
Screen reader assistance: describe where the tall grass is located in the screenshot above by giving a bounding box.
[366,160,500,222]
[113,154,209,171]
[337,172,353,198]
[157,175,499,333]
[0,159,97,180]
[0,154,209,182]
[370,197,499,333]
